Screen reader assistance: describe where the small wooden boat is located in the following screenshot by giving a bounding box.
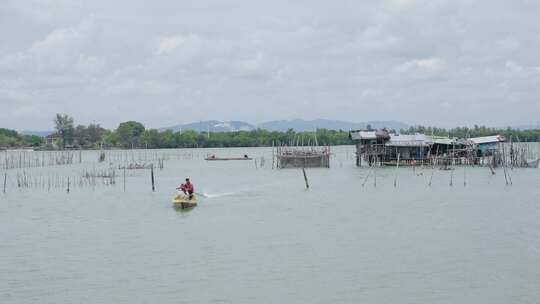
[526,158,540,168]
[205,154,252,161]
[172,194,198,209]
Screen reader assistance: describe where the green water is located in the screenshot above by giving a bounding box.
[1,147,539,303]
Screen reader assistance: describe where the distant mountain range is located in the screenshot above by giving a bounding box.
[257,119,409,132]
[161,119,410,132]
[15,120,540,137]
[21,130,54,137]
[162,120,255,132]
[512,124,540,130]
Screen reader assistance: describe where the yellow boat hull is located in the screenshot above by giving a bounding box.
[172,194,198,209]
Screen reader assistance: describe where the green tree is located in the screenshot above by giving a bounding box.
[74,124,107,148]
[21,135,43,147]
[74,125,88,147]
[116,121,145,148]
[54,114,75,149]
[86,124,107,146]
[101,131,118,148]
[0,134,18,147]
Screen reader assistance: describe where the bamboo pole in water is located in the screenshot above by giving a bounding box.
[151,164,155,192]
[271,141,275,169]
[362,166,373,187]
[463,165,467,187]
[428,157,435,187]
[393,153,400,188]
[502,144,510,185]
[373,161,377,188]
[302,168,309,189]
[3,173,6,193]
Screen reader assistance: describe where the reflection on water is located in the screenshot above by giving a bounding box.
[172,204,195,213]
[1,146,540,304]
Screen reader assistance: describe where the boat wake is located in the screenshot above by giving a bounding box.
[200,191,236,199]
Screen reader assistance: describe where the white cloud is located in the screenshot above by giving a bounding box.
[396,57,448,73]
[156,36,185,55]
[2,0,540,129]
[4,16,101,76]
[238,52,264,72]
[31,17,93,52]
[505,60,523,73]
[384,0,419,9]
[156,34,201,56]
[496,37,520,50]
[415,58,447,70]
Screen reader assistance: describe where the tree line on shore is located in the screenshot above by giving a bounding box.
[401,125,540,142]
[1,114,539,149]
[0,128,43,148]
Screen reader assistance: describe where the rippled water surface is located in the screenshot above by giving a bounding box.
[1,146,540,303]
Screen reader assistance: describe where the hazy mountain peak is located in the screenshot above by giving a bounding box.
[162,119,409,132]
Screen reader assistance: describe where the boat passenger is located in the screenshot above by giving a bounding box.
[177,178,195,200]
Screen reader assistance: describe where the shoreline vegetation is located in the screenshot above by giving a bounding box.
[1,114,540,150]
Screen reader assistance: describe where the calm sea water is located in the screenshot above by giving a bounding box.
[1,146,540,303]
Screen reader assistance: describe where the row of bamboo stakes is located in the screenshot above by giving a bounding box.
[2,150,80,170]
[0,143,536,195]
[357,153,518,188]
[0,148,175,193]
[1,149,230,171]
[0,165,161,194]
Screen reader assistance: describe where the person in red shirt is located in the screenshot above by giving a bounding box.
[177,178,194,200]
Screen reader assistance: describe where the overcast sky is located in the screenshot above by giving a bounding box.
[1,0,540,130]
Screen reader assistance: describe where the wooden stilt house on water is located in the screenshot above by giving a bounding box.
[351,130,437,166]
[349,129,540,168]
[349,130,390,166]
[466,135,506,157]
[351,130,464,166]
[384,134,434,166]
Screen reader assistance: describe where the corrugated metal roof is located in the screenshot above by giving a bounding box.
[468,135,505,145]
[429,136,456,145]
[350,130,390,140]
[386,134,432,147]
[350,131,377,140]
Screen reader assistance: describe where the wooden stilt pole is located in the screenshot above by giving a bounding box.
[272,141,275,169]
[302,168,309,189]
[374,161,377,188]
[428,159,434,187]
[394,153,400,187]
[362,165,373,187]
[151,164,155,192]
[463,166,466,187]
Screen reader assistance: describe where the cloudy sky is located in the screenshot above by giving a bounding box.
[1,0,540,130]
